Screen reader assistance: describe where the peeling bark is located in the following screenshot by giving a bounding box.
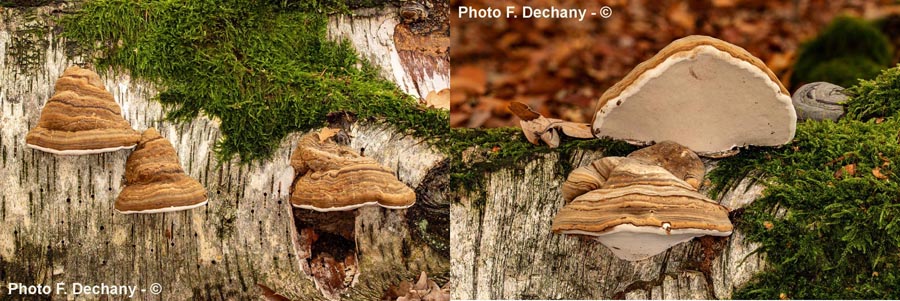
[0,4,448,300]
[451,149,767,300]
[327,7,449,100]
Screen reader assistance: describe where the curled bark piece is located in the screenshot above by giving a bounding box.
[509,101,593,148]
[115,128,208,214]
[25,66,140,154]
[290,129,416,212]
[592,35,796,157]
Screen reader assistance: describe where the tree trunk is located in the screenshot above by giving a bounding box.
[450,148,768,299]
[0,3,448,300]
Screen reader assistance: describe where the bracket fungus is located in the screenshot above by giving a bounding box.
[25,66,141,155]
[509,101,593,148]
[290,129,416,212]
[554,142,731,261]
[626,141,706,190]
[792,82,847,121]
[592,35,796,157]
[553,158,732,261]
[561,156,622,203]
[115,128,208,214]
[384,271,451,301]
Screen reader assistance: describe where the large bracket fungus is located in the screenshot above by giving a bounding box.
[289,127,419,299]
[553,142,732,261]
[592,35,796,157]
[114,128,208,214]
[25,66,141,155]
[289,128,417,212]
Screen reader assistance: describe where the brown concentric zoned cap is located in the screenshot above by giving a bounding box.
[290,130,416,212]
[592,35,796,157]
[627,141,706,190]
[561,156,623,203]
[115,128,208,214]
[25,66,141,155]
[552,158,732,261]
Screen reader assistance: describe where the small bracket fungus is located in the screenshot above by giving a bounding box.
[115,128,208,214]
[626,141,706,190]
[552,157,732,261]
[25,66,141,155]
[509,101,593,148]
[400,0,430,23]
[792,82,847,121]
[592,35,796,157]
[561,156,622,203]
[384,271,451,301]
[290,128,416,212]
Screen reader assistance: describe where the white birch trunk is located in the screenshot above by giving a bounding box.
[0,4,449,300]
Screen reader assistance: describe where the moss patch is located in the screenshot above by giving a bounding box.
[62,0,447,162]
[844,64,900,121]
[791,16,893,89]
[448,127,636,204]
[709,69,900,298]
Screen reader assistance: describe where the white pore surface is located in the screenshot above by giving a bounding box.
[593,46,796,155]
[26,143,136,155]
[292,201,413,212]
[562,223,732,261]
[115,199,208,214]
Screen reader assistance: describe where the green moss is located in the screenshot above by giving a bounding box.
[447,127,636,205]
[62,0,447,162]
[807,56,885,89]
[709,78,900,298]
[844,64,900,121]
[791,16,892,90]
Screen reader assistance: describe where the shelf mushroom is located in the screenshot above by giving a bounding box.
[626,141,706,190]
[592,35,796,157]
[115,128,208,214]
[552,157,732,261]
[290,129,416,212]
[25,66,140,155]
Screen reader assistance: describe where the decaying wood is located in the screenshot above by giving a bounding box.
[327,7,449,101]
[451,149,767,299]
[0,4,448,300]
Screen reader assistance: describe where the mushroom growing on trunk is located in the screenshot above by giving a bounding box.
[592,35,796,157]
[114,128,208,214]
[288,127,419,300]
[25,66,141,155]
[552,157,732,261]
[289,128,416,212]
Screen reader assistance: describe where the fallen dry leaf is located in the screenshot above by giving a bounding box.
[317,127,342,143]
[873,167,889,180]
[834,164,856,179]
[509,101,593,147]
[423,88,450,110]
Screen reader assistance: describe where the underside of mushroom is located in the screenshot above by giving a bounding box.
[592,35,796,157]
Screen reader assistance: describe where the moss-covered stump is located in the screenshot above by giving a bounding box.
[449,142,767,299]
[0,3,448,300]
